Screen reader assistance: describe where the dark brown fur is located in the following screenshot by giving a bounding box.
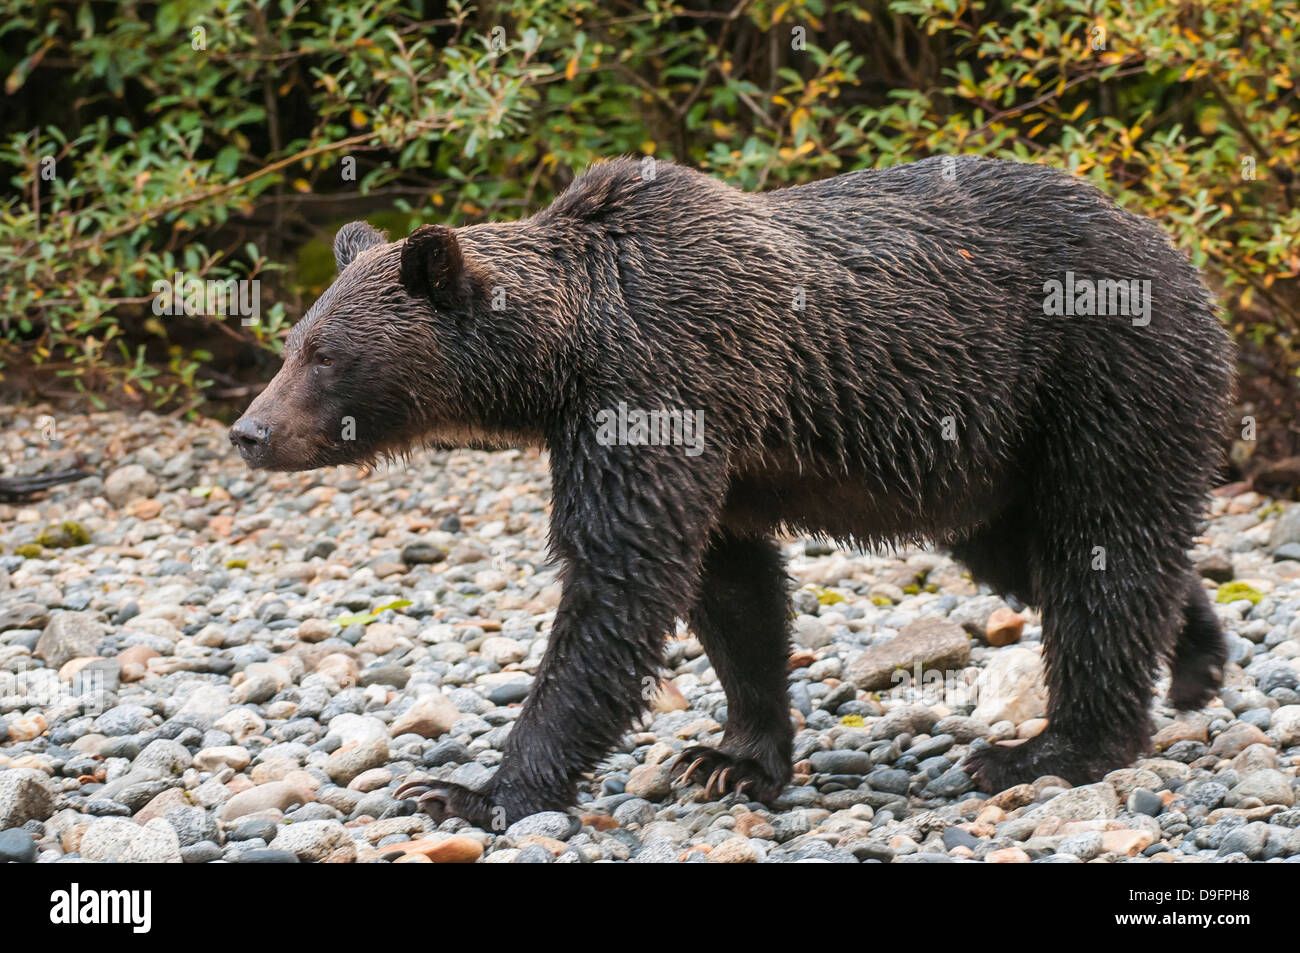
[233,156,1234,827]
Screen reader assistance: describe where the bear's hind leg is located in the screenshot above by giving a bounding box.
[672,532,794,802]
[1168,573,1227,710]
[966,495,1189,791]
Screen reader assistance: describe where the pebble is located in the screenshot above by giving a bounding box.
[2,407,1298,863]
[80,817,183,863]
[0,827,38,863]
[270,820,356,862]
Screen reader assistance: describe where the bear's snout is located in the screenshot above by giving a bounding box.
[229,415,271,464]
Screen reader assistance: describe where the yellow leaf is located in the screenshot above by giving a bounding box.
[350,108,367,128]
[640,140,656,155]
[565,55,579,82]
[791,107,812,137]
[293,178,312,193]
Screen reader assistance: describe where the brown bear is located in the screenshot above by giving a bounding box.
[231,155,1234,828]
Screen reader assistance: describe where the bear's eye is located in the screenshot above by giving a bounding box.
[316,354,333,368]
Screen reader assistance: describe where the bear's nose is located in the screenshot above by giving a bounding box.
[229,417,270,457]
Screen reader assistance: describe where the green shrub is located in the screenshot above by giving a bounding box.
[1,1,1295,411]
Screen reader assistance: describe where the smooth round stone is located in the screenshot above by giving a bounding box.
[941,827,981,851]
[236,848,300,863]
[1240,708,1272,730]
[513,844,555,863]
[868,768,911,796]
[0,828,37,863]
[485,681,530,705]
[1128,788,1164,817]
[181,841,223,864]
[229,818,279,843]
[924,768,974,798]
[506,811,579,841]
[809,750,872,775]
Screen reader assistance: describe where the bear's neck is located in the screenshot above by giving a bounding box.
[447,218,593,442]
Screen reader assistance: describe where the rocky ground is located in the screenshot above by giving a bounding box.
[0,405,1298,864]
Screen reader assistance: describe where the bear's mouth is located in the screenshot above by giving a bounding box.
[229,417,348,472]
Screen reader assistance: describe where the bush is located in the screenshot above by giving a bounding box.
[1,0,1296,417]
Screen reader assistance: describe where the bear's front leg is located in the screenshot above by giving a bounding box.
[398,439,723,829]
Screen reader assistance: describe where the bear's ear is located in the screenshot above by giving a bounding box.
[400,224,470,306]
[333,221,387,271]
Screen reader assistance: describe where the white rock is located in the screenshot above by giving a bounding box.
[271,819,356,862]
[81,817,183,863]
[1270,705,1300,747]
[792,615,831,649]
[971,647,1048,726]
[327,713,388,746]
[480,636,527,666]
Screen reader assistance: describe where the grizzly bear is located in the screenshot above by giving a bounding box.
[231,155,1234,828]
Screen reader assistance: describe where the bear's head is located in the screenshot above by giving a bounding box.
[229,221,484,471]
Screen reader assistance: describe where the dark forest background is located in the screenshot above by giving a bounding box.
[1,0,1297,485]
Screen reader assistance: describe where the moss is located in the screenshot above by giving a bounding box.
[814,586,845,606]
[903,584,920,595]
[839,714,865,728]
[225,558,248,569]
[870,595,893,606]
[35,521,91,548]
[14,543,43,559]
[1215,581,1263,605]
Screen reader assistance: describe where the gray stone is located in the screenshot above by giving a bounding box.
[269,819,356,862]
[163,805,221,848]
[133,739,193,777]
[1228,770,1295,807]
[847,618,970,691]
[810,750,873,775]
[507,811,579,841]
[1270,506,1300,550]
[104,464,158,506]
[0,827,37,863]
[35,611,106,669]
[1032,783,1119,822]
[0,769,55,828]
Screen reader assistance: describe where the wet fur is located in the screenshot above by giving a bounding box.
[235,155,1234,824]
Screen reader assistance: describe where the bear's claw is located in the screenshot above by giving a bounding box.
[965,731,1139,793]
[671,746,779,802]
[394,778,501,830]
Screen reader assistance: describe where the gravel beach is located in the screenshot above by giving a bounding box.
[2,404,1298,863]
